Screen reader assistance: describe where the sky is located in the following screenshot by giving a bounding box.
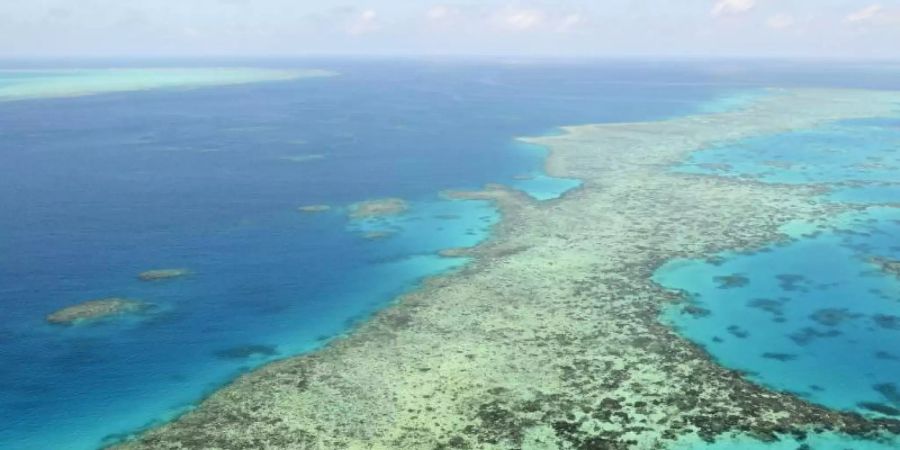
[2,0,900,58]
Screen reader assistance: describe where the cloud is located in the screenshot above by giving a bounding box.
[501,8,545,31]
[426,5,452,21]
[844,4,884,23]
[846,4,883,23]
[490,8,586,33]
[557,13,585,32]
[766,13,795,30]
[845,4,900,26]
[345,9,379,35]
[711,0,756,17]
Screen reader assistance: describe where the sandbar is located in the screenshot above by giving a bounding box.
[0,68,335,102]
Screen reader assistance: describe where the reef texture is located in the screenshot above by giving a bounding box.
[439,247,475,258]
[138,269,190,282]
[349,197,409,219]
[116,89,900,449]
[871,257,900,279]
[47,298,145,325]
[362,230,396,240]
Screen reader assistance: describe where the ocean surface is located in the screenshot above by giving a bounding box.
[0,59,898,449]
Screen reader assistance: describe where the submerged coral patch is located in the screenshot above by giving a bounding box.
[297,205,331,213]
[872,315,900,331]
[138,269,189,282]
[349,198,409,219]
[714,274,750,289]
[809,308,862,327]
[47,298,147,325]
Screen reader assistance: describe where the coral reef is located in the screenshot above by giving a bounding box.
[362,230,395,240]
[438,247,473,258]
[138,269,189,282]
[349,198,409,219]
[871,257,900,278]
[47,298,145,325]
[115,89,900,449]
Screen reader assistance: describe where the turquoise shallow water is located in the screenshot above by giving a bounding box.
[656,207,900,414]
[509,142,582,200]
[829,184,900,204]
[680,118,900,186]
[669,431,900,450]
[655,104,900,448]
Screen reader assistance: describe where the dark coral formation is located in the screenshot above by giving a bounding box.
[809,308,862,327]
[870,257,900,278]
[789,327,842,346]
[872,315,900,331]
[762,353,799,362]
[776,274,808,292]
[713,274,749,289]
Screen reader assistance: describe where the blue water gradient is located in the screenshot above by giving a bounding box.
[0,60,742,450]
[680,118,900,186]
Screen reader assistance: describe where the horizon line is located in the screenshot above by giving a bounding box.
[2,54,900,63]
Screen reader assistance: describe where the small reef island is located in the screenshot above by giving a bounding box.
[117,89,900,449]
[46,298,145,325]
[361,230,395,240]
[297,204,331,214]
[348,197,409,219]
[138,268,189,282]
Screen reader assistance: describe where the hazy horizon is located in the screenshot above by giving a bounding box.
[4,0,900,60]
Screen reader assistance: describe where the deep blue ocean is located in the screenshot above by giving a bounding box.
[0,59,898,449]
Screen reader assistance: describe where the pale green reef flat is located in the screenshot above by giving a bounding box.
[116,89,900,449]
[0,68,334,102]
